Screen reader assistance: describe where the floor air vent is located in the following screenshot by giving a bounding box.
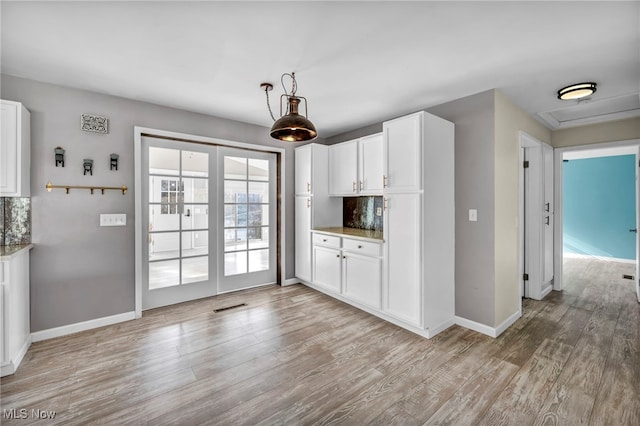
[213,303,247,313]
[622,274,635,280]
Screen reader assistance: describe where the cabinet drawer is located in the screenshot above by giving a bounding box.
[342,238,381,257]
[312,233,341,248]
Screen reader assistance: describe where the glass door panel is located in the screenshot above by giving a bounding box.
[218,147,276,292]
[142,137,216,309]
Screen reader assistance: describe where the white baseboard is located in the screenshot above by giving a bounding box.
[302,281,454,339]
[455,316,498,337]
[31,311,136,342]
[0,334,32,377]
[494,310,522,337]
[426,318,456,338]
[455,310,521,338]
[283,278,300,286]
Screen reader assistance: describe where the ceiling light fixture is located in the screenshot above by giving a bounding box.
[261,72,317,142]
[557,82,597,100]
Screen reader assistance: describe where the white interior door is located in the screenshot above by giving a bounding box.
[141,137,216,310]
[524,144,544,300]
[217,147,277,293]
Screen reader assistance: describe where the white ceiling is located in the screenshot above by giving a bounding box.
[2,1,639,138]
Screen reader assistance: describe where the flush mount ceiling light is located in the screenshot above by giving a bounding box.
[557,82,597,100]
[261,72,317,142]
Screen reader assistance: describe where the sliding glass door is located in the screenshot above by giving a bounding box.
[141,137,277,310]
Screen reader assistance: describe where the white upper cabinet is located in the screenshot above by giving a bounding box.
[295,144,312,195]
[0,100,30,197]
[329,139,358,195]
[328,133,383,196]
[359,133,384,194]
[383,113,421,193]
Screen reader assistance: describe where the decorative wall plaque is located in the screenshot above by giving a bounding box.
[81,113,109,134]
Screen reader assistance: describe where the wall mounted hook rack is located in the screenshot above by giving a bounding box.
[45,181,127,195]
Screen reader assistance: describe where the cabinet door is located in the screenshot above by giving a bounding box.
[313,246,342,293]
[384,193,421,326]
[0,102,18,195]
[383,113,421,193]
[343,253,381,308]
[329,140,358,196]
[295,196,312,282]
[359,133,383,194]
[295,145,312,195]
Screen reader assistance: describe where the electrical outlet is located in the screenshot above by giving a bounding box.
[469,209,477,222]
[376,207,382,216]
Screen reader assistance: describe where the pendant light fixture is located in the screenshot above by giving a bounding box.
[557,82,597,100]
[261,72,317,142]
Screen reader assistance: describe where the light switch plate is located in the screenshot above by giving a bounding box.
[100,213,126,227]
[469,209,478,222]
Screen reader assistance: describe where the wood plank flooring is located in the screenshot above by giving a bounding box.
[1,256,639,425]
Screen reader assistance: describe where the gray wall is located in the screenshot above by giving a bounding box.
[428,91,496,326]
[326,90,497,327]
[1,74,313,331]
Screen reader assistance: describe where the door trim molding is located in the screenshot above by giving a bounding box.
[553,138,640,294]
[133,127,286,318]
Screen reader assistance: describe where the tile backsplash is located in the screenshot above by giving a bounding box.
[343,196,383,231]
[0,197,32,246]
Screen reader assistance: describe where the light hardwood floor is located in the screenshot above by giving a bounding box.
[1,256,639,425]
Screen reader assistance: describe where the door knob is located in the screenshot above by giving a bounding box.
[630,228,637,233]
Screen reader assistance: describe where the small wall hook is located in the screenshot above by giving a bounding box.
[110,153,119,171]
[55,147,65,167]
[83,159,93,176]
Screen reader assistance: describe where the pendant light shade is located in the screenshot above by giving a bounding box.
[557,82,597,100]
[270,96,317,142]
[261,73,317,142]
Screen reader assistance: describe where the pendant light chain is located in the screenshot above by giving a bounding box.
[264,87,277,122]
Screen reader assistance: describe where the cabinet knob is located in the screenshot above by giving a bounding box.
[358,245,363,249]
[336,254,340,258]
[343,255,346,259]
[323,239,327,242]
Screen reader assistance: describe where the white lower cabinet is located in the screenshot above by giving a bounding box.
[383,193,422,326]
[312,232,383,309]
[1,247,32,377]
[295,196,312,282]
[343,253,381,309]
[313,246,342,293]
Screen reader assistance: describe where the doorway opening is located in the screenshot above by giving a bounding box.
[554,140,640,305]
[134,128,286,316]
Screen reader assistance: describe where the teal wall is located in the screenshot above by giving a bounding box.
[563,155,636,260]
